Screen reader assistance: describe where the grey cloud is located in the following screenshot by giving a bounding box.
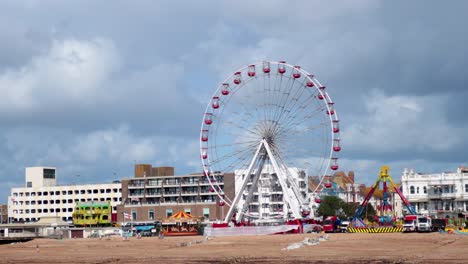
[0,0,467,201]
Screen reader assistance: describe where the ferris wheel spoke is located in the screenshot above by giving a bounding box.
[273,77,310,126]
[212,146,256,173]
[270,76,295,126]
[209,140,259,162]
[275,110,327,137]
[276,94,324,131]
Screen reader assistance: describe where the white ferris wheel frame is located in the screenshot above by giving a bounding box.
[199,60,341,222]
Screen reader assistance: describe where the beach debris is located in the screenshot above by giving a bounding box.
[318,234,329,241]
[178,241,192,247]
[282,237,323,251]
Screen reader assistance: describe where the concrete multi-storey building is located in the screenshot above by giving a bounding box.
[401,167,468,219]
[0,204,7,224]
[234,165,309,222]
[117,164,235,223]
[8,166,122,223]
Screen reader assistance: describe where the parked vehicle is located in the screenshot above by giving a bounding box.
[323,216,341,233]
[340,220,350,233]
[403,215,418,232]
[417,216,431,232]
[431,218,447,232]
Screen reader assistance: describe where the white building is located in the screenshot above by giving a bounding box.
[401,167,468,219]
[8,167,122,223]
[234,165,309,222]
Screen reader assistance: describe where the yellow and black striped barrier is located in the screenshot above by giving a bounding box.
[348,227,403,233]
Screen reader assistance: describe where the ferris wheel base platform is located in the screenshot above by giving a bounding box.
[348,227,403,233]
[204,225,300,237]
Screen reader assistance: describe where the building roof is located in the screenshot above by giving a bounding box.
[76,201,110,207]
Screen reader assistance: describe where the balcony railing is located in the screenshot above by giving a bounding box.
[428,193,457,199]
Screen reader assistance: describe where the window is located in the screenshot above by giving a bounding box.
[465,184,468,193]
[149,210,155,220]
[423,186,427,194]
[27,182,32,188]
[131,210,137,221]
[416,187,420,194]
[184,208,191,214]
[203,208,210,218]
[166,209,173,218]
[43,168,55,179]
[410,186,415,194]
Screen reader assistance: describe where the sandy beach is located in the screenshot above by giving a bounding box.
[1,232,467,263]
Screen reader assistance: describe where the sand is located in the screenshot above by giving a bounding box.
[0,232,467,263]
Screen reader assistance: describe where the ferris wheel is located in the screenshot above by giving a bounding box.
[200,61,341,223]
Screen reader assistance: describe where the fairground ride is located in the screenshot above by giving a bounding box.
[351,166,417,227]
[199,61,341,224]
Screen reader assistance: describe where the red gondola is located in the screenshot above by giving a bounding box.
[293,66,301,78]
[233,72,241,84]
[248,65,256,77]
[212,96,219,109]
[221,83,230,95]
[278,61,286,74]
[263,61,271,73]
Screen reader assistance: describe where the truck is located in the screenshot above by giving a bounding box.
[403,215,418,232]
[431,218,447,232]
[417,216,432,232]
[323,216,341,233]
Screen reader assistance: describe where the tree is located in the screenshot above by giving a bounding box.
[317,196,348,219]
[317,197,377,221]
[347,202,377,222]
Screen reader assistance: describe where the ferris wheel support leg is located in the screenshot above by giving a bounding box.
[236,154,267,223]
[223,141,265,223]
[262,139,302,219]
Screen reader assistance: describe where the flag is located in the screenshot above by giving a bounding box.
[123,212,132,220]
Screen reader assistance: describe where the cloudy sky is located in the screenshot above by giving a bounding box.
[0,0,467,202]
